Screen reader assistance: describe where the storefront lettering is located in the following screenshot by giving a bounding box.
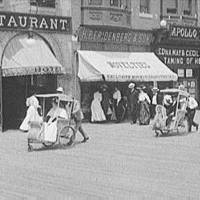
[78,26,153,45]
[107,62,150,69]
[156,47,200,65]
[35,66,61,74]
[0,11,72,33]
[170,25,200,40]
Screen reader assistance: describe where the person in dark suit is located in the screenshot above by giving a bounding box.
[127,83,139,124]
[115,96,128,123]
[100,84,111,120]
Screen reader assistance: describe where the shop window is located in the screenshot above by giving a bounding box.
[30,0,55,8]
[183,0,192,15]
[167,0,178,14]
[140,0,150,14]
[110,0,120,7]
[88,0,102,5]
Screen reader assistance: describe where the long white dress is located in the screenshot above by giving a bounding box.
[91,91,106,122]
[19,105,42,131]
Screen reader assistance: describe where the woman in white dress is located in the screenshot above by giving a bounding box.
[91,91,106,122]
[19,95,42,132]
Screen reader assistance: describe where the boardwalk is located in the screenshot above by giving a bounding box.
[0,118,200,199]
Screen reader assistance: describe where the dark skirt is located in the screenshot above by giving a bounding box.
[139,101,150,125]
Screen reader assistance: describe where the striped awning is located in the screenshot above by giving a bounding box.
[1,36,64,77]
[78,50,178,82]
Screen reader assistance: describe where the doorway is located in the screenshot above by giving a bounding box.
[2,75,57,130]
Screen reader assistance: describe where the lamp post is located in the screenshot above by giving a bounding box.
[72,31,80,99]
[152,19,168,88]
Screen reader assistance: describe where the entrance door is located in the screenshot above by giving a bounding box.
[2,75,57,130]
[2,77,27,130]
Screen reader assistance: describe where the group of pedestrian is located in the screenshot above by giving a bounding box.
[90,82,156,125]
[127,83,153,125]
[91,84,128,123]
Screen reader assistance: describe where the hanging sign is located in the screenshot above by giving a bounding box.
[0,11,72,33]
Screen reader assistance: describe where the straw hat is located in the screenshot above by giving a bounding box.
[56,87,64,93]
[152,87,159,91]
[128,83,135,89]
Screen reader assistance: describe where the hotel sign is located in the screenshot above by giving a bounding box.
[0,11,72,33]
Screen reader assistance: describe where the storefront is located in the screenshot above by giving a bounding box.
[153,25,200,100]
[77,25,155,120]
[76,25,178,120]
[0,11,72,130]
[77,50,177,120]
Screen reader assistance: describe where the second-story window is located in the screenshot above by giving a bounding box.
[110,0,120,7]
[30,0,55,8]
[183,0,192,15]
[167,0,178,14]
[88,0,102,5]
[140,0,150,13]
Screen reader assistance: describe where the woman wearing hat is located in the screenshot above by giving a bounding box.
[138,86,151,125]
[127,82,139,124]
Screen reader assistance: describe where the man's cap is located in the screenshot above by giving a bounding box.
[56,87,64,93]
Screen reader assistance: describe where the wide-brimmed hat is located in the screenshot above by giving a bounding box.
[128,83,135,89]
[152,87,159,91]
[56,87,64,93]
[101,84,108,89]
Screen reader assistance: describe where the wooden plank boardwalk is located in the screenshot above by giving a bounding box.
[0,117,200,200]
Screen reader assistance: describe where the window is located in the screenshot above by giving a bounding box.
[140,0,150,13]
[88,0,102,5]
[30,0,55,8]
[110,0,120,7]
[167,0,178,14]
[183,0,192,15]
[0,0,2,3]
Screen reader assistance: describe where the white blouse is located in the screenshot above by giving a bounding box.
[138,92,151,104]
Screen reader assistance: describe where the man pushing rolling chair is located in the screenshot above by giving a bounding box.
[68,98,89,145]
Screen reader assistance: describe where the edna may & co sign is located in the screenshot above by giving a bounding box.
[156,47,200,65]
[0,11,72,33]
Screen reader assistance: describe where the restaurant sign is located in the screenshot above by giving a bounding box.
[78,26,154,45]
[156,47,200,65]
[0,11,72,33]
[169,25,200,40]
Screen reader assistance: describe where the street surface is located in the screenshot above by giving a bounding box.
[0,113,200,200]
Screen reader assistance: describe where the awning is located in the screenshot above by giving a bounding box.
[78,50,178,82]
[2,36,65,77]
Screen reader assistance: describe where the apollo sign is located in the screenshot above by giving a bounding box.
[170,25,200,40]
[0,11,72,33]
